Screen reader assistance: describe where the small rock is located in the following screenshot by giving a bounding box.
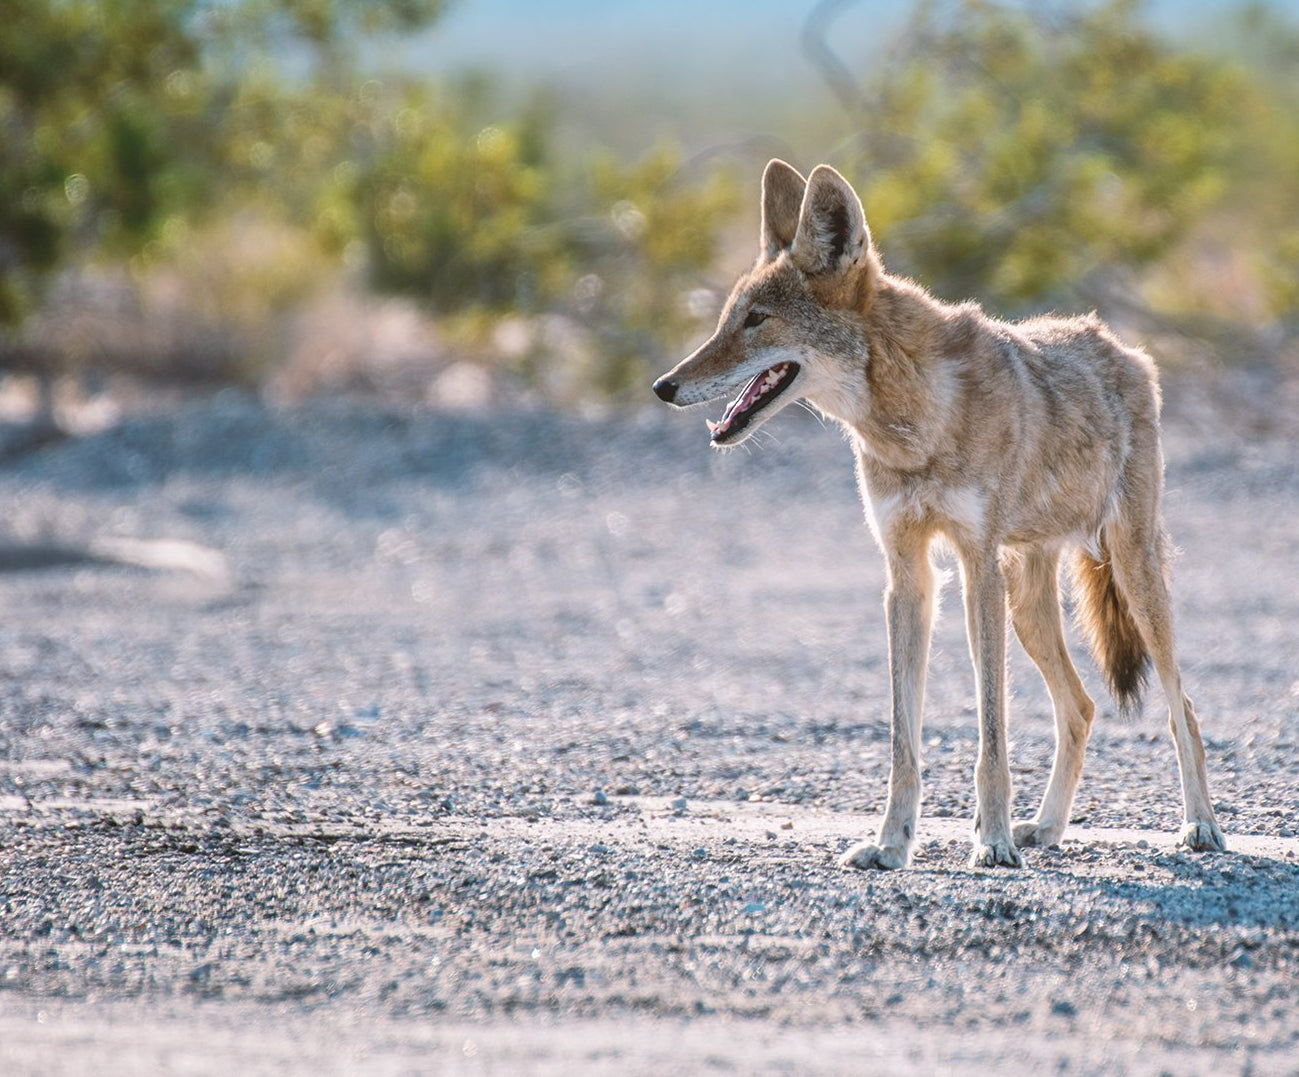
[670,796,688,813]
[691,847,707,859]
[741,901,765,915]
[780,819,794,830]
[1050,999,1078,1018]
[592,789,609,806]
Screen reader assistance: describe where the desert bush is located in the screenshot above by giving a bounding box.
[825,0,1255,314]
[3,0,1296,407]
[333,85,740,396]
[0,0,740,400]
[565,146,741,396]
[0,1,202,325]
[0,3,450,367]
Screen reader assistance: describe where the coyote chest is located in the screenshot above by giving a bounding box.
[862,471,987,548]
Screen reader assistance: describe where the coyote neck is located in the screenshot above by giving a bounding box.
[850,275,963,472]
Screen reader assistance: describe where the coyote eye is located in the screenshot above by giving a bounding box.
[743,310,768,329]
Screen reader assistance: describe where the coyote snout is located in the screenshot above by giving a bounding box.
[653,159,1226,870]
[653,326,807,445]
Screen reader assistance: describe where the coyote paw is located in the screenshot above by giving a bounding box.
[1178,820,1227,853]
[840,841,909,871]
[971,838,1023,868]
[1012,820,1064,848]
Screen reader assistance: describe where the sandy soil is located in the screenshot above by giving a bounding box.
[0,389,1296,1074]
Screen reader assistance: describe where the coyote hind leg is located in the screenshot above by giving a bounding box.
[1107,521,1226,852]
[1005,547,1096,848]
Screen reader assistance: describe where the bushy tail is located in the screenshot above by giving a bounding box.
[1072,537,1149,717]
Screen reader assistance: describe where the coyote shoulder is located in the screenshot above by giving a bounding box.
[653,160,1225,869]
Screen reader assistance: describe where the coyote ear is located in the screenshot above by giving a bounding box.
[791,165,870,276]
[760,159,807,261]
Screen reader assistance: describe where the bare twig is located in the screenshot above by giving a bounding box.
[801,0,868,118]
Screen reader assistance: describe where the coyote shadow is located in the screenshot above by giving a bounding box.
[1074,852,1299,932]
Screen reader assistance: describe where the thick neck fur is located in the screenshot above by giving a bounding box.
[842,268,970,472]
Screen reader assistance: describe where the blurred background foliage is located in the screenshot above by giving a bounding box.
[830,0,1299,346]
[1,0,1297,417]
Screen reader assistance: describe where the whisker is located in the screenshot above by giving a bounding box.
[796,399,830,430]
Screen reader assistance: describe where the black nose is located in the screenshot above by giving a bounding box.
[652,377,678,403]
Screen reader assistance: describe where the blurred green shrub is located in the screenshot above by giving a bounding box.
[3,0,1296,405]
[1209,2,1299,321]
[0,1,200,325]
[0,1,446,353]
[569,146,740,396]
[337,87,739,396]
[836,0,1258,315]
[346,83,564,310]
[0,0,738,398]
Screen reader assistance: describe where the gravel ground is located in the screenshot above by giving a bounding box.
[0,388,1296,1074]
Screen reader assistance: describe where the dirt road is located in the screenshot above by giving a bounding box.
[0,392,1296,1074]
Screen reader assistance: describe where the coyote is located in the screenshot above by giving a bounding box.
[652,160,1225,868]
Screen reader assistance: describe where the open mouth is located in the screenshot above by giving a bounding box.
[706,362,801,445]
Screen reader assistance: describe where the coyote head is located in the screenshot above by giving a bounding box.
[652,160,879,445]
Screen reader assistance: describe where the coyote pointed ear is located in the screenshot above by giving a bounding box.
[760,159,807,261]
[791,165,870,276]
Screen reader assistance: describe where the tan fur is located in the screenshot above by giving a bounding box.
[1072,539,1150,716]
[653,160,1225,869]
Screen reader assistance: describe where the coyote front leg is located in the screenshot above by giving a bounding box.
[842,537,933,871]
[964,554,1022,868]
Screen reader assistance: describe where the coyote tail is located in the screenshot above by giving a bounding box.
[1072,537,1149,717]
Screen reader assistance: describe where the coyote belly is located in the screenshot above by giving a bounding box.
[653,159,1225,869]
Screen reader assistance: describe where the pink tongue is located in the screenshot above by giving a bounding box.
[724,376,766,423]
[710,362,791,438]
